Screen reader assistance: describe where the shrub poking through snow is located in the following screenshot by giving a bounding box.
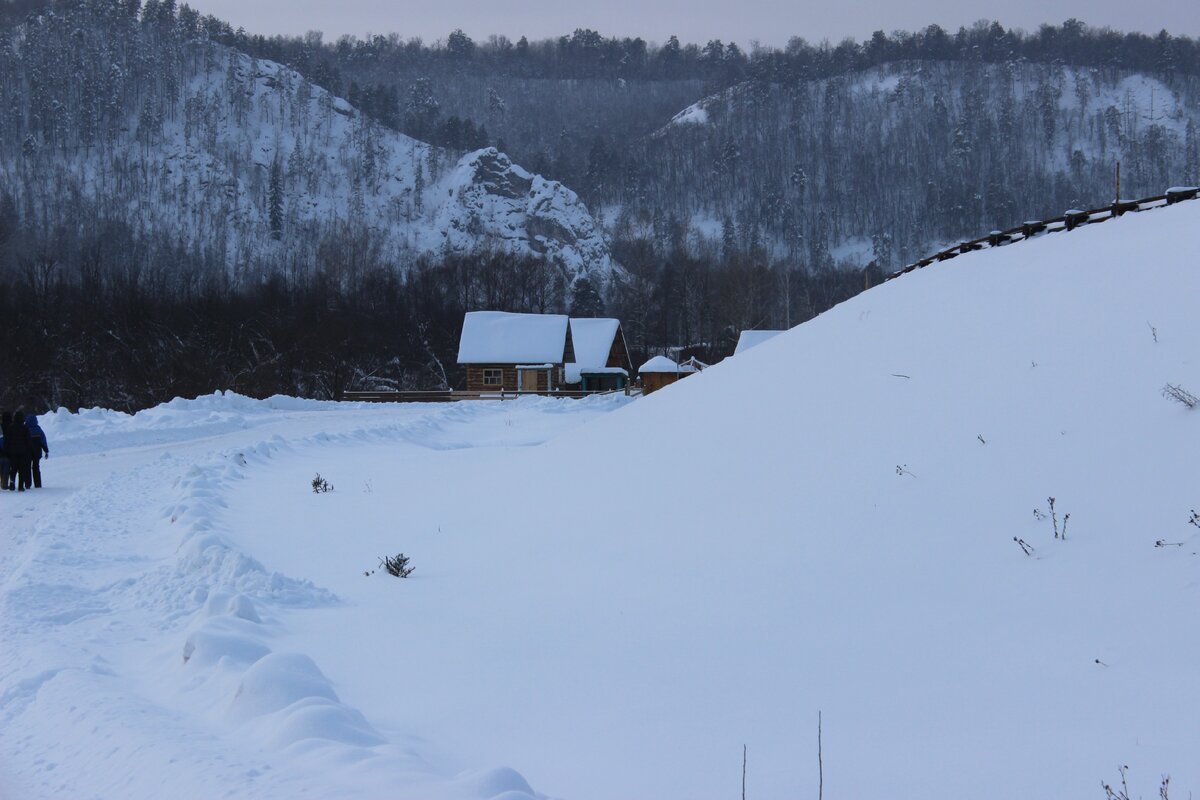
[380,553,414,578]
[1013,536,1034,556]
[1101,767,1172,800]
[1188,509,1199,529]
[311,473,333,493]
[1046,497,1071,540]
[1161,383,1197,408]
[1102,765,1132,800]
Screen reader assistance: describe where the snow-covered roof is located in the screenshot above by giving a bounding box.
[570,318,621,367]
[564,318,624,382]
[734,330,786,355]
[457,312,569,364]
[580,367,628,376]
[639,355,680,374]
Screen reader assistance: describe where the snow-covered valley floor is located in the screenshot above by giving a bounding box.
[0,396,631,800]
[3,202,1200,800]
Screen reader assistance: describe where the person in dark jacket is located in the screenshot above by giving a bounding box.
[6,410,35,492]
[0,410,11,490]
[25,414,49,489]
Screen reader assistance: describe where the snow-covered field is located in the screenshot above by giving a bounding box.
[3,202,1199,799]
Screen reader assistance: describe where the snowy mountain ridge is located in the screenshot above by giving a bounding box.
[1,35,618,285]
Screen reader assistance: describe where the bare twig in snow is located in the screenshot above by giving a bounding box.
[1162,384,1198,409]
[1102,765,1131,800]
[818,711,823,800]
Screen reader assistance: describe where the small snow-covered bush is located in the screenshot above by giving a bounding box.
[380,553,414,578]
[311,473,333,493]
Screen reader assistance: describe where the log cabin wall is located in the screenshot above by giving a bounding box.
[465,364,566,392]
[466,364,519,392]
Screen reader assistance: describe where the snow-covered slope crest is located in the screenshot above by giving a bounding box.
[1,39,617,284]
[519,201,1200,798]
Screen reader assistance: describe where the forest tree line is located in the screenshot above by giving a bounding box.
[0,191,871,411]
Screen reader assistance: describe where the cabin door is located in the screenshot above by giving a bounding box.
[520,368,540,392]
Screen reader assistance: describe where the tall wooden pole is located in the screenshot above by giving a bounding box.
[1115,161,1121,203]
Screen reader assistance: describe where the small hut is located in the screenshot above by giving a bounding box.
[639,355,688,395]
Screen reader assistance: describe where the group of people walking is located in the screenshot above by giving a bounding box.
[1,411,50,492]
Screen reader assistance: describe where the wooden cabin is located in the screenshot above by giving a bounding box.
[564,318,633,393]
[457,311,576,392]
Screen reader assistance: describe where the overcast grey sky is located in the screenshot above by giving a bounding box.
[193,0,1199,47]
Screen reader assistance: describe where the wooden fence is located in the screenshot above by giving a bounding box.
[341,387,637,403]
[886,186,1200,282]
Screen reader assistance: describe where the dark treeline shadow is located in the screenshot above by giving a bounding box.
[0,197,870,412]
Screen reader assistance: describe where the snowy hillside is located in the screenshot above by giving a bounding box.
[3,202,1199,799]
[639,60,1200,267]
[0,25,617,284]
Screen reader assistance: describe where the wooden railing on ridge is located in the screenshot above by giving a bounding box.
[885,186,1200,282]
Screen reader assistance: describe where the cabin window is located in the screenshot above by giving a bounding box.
[482,368,503,386]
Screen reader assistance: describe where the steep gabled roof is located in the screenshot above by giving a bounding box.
[457,311,570,364]
[565,318,626,383]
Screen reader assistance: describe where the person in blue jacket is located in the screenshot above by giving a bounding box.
[25,414,49,489]
[4,410,33,491]
[0,410,11,491]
